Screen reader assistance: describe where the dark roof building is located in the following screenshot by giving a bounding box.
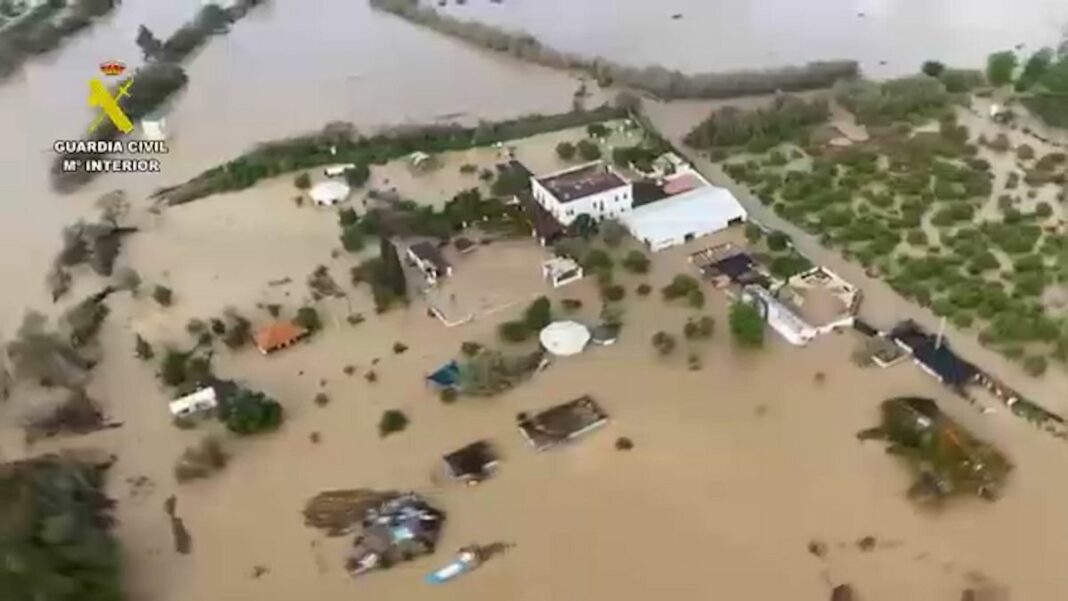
[517,190,565,245]
[517,396,609,452]
[889,321,979,389]
[442,441,499,483]
[407,241,452,282]
[535,162,628,203]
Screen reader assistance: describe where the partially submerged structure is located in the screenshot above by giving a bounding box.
[889,321,979,390]
[779,267,859,334]
[690,243,767,288]
[407,241,452,285]
[346,493,446,577]
[426,360,461,391]
[542,256,583,288]
[740,285,818,346]
[862,397,1011,503]
[169,387,217,418]
[517,396,609,452]
[253,321,309,355]
[442,441,499,484]
[310,180,351,206]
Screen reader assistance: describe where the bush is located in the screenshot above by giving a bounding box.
[499,320,532,343]
[1023,355,1048,377]
[687,288,705,308]
[662,274,700,301]
[586,123,609,138]
[294,306,322,332]
[601,219,627,247]
[1017,144,1035,161]
[1035,202,1053,218]
[636,283,652,296]
[378,409,409,437]
[729,301,765,348]
[622,250,650,274]
[340,225,365,252]
[906,230,928,246]
[555,141,576,160]
[174,437,228,482]
[344,164,371,188]
[651,331,677,355]
[439,387,459,404]
[134,334,154,360]
[583,249,614,272]
[576,139,602,161]
[561,298,583,312]
[767,230,790,251]
[683,316,715,340]
[602,284,625,302]
[744,222,763,243]
[152,285,173,306]
[338,207,358,226]
[461,341,484,356]
[314,392,330,407]
[294,172,311,190]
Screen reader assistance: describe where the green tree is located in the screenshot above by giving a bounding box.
[294,172,311,190]
[986,51,1018,86]
[729,301,765,348]
[744,222,763,243]
[583,248,614,272]
[523,296,552,330]
[684,316,715,340]
[767,230,790,251]
[555,141,576,160]
[337,207,358,226]
[220,388,283,435]
[576,139,602,161]
[568,214,598,240]
[921,60,946,77]
[586,123,609,137]
[136,24,163,59]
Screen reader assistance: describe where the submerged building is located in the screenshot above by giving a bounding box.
[346,493,446,576]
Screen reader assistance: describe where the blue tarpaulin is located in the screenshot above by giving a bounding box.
[427,361,460,389]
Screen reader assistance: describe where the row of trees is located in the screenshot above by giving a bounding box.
[985,45,1068,127]
[369,0,858,99]
[684,94,830,149]
[0,0,115,79]
[159,104,629,205]
[834,76,953,125]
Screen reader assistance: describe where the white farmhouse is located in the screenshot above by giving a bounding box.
[530,161,633,226]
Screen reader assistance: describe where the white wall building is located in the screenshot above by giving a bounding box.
[741,285,818,346]
[621,184,747,252]
[530,161,632,226]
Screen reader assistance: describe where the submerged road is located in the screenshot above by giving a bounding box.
[643,100,1068,414]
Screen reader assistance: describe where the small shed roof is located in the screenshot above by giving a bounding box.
[169,387,217,416]
[427,361,461,388]
[443,441,498,480]
[310,180,351,204]
[254,321,308,353]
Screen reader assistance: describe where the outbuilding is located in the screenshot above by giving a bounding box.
[169,387,218,418]
[310,180,351,206]
[622,185,747,252]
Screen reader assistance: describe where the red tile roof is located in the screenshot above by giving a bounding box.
[254,321,308,354]
[662,173,704,196]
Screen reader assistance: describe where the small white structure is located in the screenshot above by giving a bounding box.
[539,321,591,357]
[409,151,433,170]
[741,285,818,346]
[780,267,859,335]
[141,118,167,141]
[323,163,356,177]
[531,161,633,226]
[309,180,351,206]
[542,257,583,288]
[169,387,218,418]
[621,185,747,252]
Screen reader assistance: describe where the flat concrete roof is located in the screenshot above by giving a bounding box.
[536,162,628,203]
